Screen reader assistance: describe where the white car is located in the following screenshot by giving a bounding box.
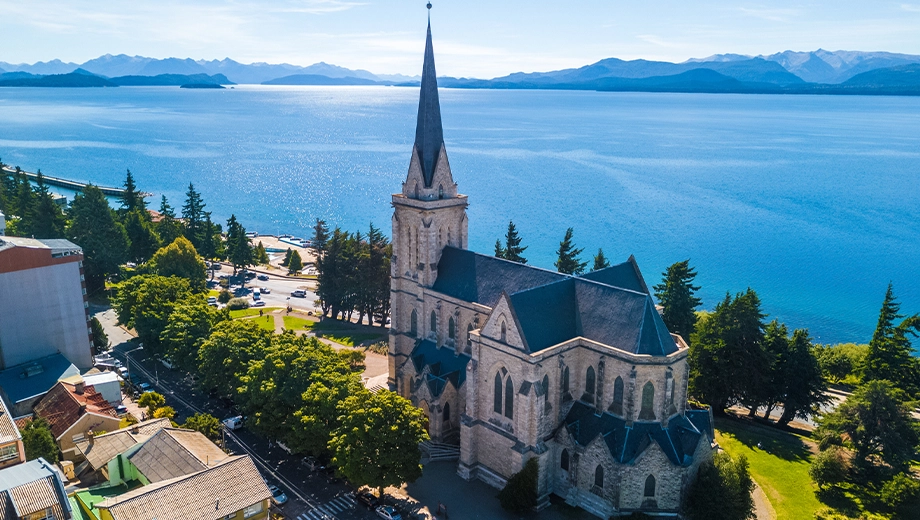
[260,287,271,294]
[207,296,218,306]
[222,416,243,430]
[253,300,266,307]
[375,506,402,520]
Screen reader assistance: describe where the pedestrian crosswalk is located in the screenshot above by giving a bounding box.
[295,494,356,520]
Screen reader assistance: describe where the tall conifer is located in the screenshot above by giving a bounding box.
[502,221,527,264]
[653,260,703,343]
[592,248,611,271]
[554,227,586,275]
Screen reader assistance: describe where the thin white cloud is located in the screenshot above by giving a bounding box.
[737,7,802,23]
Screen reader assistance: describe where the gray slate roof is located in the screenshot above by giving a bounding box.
[410,340,470,397]
[563,402,711,467]
[414,21,445,187]
[432,247,677,356]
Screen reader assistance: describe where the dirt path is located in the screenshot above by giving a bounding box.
[752,478,777,520]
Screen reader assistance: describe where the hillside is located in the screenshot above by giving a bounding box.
[0,72,116,87]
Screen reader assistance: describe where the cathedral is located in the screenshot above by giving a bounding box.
[388,17,716,518]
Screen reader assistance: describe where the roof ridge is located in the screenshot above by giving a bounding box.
[101,455,248,507]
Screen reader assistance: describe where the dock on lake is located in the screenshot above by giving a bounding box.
[1,166,137,197]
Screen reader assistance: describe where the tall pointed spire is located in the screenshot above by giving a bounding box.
[414,10,444,188]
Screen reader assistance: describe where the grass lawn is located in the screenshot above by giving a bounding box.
[282,315,352,331]
[715,417,823,520]
[320,332,385,347]
[247,315,276,331]
[229,307,281,319]
[208,289,221,298]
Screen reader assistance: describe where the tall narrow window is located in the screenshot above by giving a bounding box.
[611,376,624,416]
[500,321,507,342]
[639,381,656,420]
[542,375,550,403]
[467,323,474,347]
[561,449,570,471]
[430,311,437,336]
[562,367,570,394]
[644,475,656,497]
[443,402,451,424]
[410,310,418,337]
[594,466,604,488]
[504,377,514,419]
[494,373,503,414]
[448,317,456,339]
[414,183,420,199]
[585,366,596,395]
[439,185,444,199]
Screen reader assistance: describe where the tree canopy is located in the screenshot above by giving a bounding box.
[147,236,208,291]
[863,284,920,396]
[21,417,59,464]
[67,185,129,291]
[554,227,587,275]
[113,275,193,355]
[592,248,611,271]
[495,220,527,264]
[653,259,702,343]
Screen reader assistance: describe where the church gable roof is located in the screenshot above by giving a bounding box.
[410,340,471,397]
[563,402,704,467]
[432,247,565,308]
[579,257,648,294]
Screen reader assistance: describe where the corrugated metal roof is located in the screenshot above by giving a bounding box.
[97,456,271,520]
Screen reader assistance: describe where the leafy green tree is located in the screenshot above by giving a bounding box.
[288,250,303,274]
[311,218,329,253]
[217,289,232,304]
[152,406,176,420]
[240,334,359,452]
[161,296,226,369]
[124,209,161,264]
[809,447,849,491]
[182,413,222,442]
[67,185,129,292]
[653,260,702,343]
[329,389,429,496]
[554,227,587,275]
[592,248,611,271]
[497,457,539,513]
[198,320,272,398]
[90,317,109,350]
[155,196,185,246]
[31,172,67,239]
[147,236,207,291]
[880,472,920,515]
[814,343,868,385]
[498,221,527,264]
[863,284,920,395]
[113,275,193,354]
[684,452,755,520]
[225,215,253,274]
[815,379,920,472]
[254,241,270,265]
[21,417,59,463]
[137,391,166,417]
[181,183,207,251]
[689,289,768,413]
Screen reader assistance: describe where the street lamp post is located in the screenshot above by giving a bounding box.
[125,344,144,381]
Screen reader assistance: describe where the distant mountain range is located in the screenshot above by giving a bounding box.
[2,50,920,94]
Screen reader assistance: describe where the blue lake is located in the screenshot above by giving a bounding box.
[1,85,918,345]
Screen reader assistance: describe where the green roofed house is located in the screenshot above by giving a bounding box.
[388,16,716,519]
[70,427,270,520]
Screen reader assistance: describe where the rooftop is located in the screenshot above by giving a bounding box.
[0,236,82,257]
[0,399,20,446]
[128,428,229,483]
[0,458,70,519]
[32,380,117,439]
[95,456,271,520]
[74,418,172,472]
[0,353,80,406]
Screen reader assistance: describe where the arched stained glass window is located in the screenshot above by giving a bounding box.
[594,465,604,488]
[410,309,418,337]
[561,449,570,471]
[430,311,437,335]
[611,376,624,415]
[504,377,514,419]
[639,381,656,420]
[644,475,656,497]
[494,372,503,414]
[448,317,455,339]
[585,366,596,395]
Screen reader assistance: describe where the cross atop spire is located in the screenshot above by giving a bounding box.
[414,7,444,188]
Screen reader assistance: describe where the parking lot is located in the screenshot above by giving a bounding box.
[209,262,319,311]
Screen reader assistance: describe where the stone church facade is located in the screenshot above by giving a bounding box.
[388,19,716,518]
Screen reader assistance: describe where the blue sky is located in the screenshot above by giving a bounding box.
[2,0,920,77]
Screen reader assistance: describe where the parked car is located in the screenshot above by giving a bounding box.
[253,300,266,307]
[260,287,271,294]
[117,367,129,378]
[137,382,153,393]
[114,404,128,415]
[291,290,306,298]
[252,290,261,300]
[257,274,269,281]
[375,505,402,520]
[222,416,243,430]
[268,485,288,505]
[245,271,257,279]
[207,296,218,306]
[356,491,380,509]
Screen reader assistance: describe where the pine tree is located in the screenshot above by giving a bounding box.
[182,183,206,251]
[502,221,527,264]
[863,284,920,395]
[225,215,253,274]
[67,185,129,291]
[494,239,505,259]
[653,260,703,343]
[592,248,610,271]
[124,209,161,264]
[254,241,270,265]
[119,169,146,215]
[311,218,330,253]
[281,248,293,267]
[31,171,66,239]
[13,171,34,235]
[288,250,303,274]
[156,196,185,246]
[554,227,586,275]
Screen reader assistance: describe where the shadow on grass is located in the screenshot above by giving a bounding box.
[715,415,813,463]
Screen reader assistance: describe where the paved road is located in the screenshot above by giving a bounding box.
[208,263,319,311]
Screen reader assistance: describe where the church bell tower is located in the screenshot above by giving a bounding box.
[388,10,469,390]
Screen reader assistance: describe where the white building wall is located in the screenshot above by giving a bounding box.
[0,262,92,369]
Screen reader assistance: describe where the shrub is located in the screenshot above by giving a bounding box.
[21,417,59,463]
[880,473,920,514]
[90,316,109,350]
[227,298,249,310]
[684,452,754,520]
[217,289,233,304]
[809,447,849,490]
[497,457,539,514]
